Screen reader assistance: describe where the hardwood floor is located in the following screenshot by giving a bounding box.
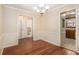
[3,38,79,55]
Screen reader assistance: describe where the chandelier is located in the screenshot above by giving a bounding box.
[33,4,50,15]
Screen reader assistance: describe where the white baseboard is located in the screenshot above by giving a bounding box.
[2,41,18,48]
[33,32,60,46]
[2,33,18,48]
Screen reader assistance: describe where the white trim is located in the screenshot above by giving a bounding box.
[3,5,67,16]
[60,8,77,51]
[47,4,68,13]
[76,8,78,51]
[3,5,36,16]
[42,39,60,46]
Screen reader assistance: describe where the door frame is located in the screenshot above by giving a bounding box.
[18,15,33,39]
[60,9,77,51]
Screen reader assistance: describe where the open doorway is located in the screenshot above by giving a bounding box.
[60,9,76,51]
[18,15,33,39]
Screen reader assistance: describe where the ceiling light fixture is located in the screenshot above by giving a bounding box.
[39,4,44,7]
[34,6,38,10]
[33,4,50,15]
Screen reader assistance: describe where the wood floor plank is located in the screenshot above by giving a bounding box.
[2,38,79,55]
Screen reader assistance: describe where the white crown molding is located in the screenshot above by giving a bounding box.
[47,4,68,13]
[3,4,67,14]
[3,4,68,16]
[3,5,37,16]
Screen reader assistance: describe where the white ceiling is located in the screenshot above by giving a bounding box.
[4,4,64,13]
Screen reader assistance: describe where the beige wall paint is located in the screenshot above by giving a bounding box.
[37,11,61,45]
[0,5,3,35]
[1,5,36,48]
[0,5,38,54]
[33,15,41,40]
[2,6,18,48]
[0,5,2,48]
[0,5,3,54]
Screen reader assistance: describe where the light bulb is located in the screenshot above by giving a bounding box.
[45,6,49,10]
[36,9,40,12]
[39,4,44,7]
[41,9,45,13]
[34,7,37,10]
[70,12,75,14]
[62,14,66,16]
